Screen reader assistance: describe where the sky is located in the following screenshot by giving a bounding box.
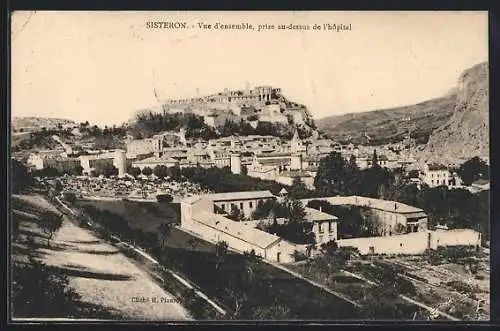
[11,11,488,126]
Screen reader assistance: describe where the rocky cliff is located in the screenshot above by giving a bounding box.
[421,62,489,164]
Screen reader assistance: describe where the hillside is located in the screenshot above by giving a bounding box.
[316,62,488,155]
[12,117,77,132]
[422,62,489,163]
[316,95,457,146]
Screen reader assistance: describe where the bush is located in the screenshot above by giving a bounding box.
[446,280,473,294]
[63,192,77,204]
[292,250,307,262]
[12,257,82,318]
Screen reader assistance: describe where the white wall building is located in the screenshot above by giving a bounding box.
[180,192,299,263]
[420,163,451,187]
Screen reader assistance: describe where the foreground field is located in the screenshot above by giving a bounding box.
[12,194,191,321]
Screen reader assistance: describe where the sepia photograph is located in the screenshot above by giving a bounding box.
[10,11,490,322]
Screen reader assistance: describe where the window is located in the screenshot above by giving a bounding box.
[240,202,244,210]
[328,222,332,232]
[319,224,324,233]
[221,204,225,211]
[249,201,253,208]
[431,180,434,185]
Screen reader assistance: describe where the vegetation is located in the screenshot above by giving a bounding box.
[253,197,313,244]
[142,167,153,177]
[127,166,141,178]
[12,257,83,318]
[314,152,394,198]
[316,95,456,146]
[37,211,63,247]
[92,163,118,178]
[62,191,77,204]
[312,152,490,239]
[12,159,34,193]
[307,200,369,238]
[12,122,127,153]
[129,110,313,140]
[180,166,284,194]
[457,156,489,186]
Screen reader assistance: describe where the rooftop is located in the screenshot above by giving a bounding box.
[279,171,312,178]
[304,207,338,222]
[206,190,276,202]
[357,197,424,214]
[133,156,179,164]
[256,152,292,158]
[427,163,448,171]
[193,211,282,249]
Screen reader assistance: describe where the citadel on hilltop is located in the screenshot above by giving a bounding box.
[166,85,282,106]
[156,85,313,128]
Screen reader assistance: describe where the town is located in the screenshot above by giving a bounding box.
[11,84,490,321]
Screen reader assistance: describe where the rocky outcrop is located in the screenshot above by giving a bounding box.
[422,62,489,164]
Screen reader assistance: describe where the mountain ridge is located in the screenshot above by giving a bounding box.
[316,62,488,159]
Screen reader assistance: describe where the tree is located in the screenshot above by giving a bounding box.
[372,149,379,168]
[94,163,118,178]
[157,223,172,248]
[54,180,64,193]
[393,223,406,235]
[142,166,153,177]
[252,199,276,220]
[37,212,63,247]
[153,165,168,179]
[289,177,312,199]
[314,152,354,196]
[228,205,245,222]
[167,166,182,181]
[127,166,141,178]
[457,156,489,186]
[320,240,338,256]
[288,198,307,224]
[215,241,229,270]
[12,159,33,194]
[72,165,84,176]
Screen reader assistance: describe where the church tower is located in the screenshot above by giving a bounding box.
[290,129,306,154]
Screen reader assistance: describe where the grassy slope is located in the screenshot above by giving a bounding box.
[316,95,456,145]
[11,194,191,321]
